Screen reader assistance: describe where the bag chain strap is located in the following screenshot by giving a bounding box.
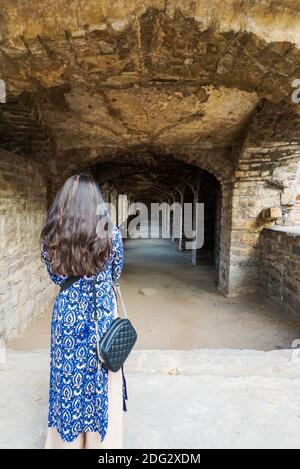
[93,277,103,374]
[113,282,127,319]
[93,278,127,374]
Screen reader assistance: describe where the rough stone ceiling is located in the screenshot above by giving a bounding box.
[41,85,258,151]
[91,149,219,201]
[1,0,300,100]
[0,0,300,180]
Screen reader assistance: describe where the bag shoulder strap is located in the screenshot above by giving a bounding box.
[60,275,128,320]
[113,282,128,319]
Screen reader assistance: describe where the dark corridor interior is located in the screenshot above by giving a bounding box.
[92,151,222,267]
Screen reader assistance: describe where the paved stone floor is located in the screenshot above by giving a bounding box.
[2,239,300,448]
[1,349,300,449]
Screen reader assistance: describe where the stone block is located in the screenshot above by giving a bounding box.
[262,207,282,220]
[71,29,86,39]
[292,245,300,256]
[88,23,107,33]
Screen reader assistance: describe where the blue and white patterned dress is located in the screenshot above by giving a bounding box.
[41,226,127,443]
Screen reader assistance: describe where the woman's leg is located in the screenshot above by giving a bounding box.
[44,428,85,449]
[44,369,123,450]
[85,368,123,449]
[85,291,124,449]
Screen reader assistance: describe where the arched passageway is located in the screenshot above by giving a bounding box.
[93,152,222,267]
[6,150,300,353]
[1,1,300,342]
[1,0,300,450]
[1,1,300,366]
[7,152,300,352]
[8,234,300,352]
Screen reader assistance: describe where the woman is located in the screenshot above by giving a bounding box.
[40,174,127,449]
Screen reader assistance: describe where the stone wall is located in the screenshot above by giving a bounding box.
[261,227,300,319]
[219,101,300,296]
[0,150,56,340]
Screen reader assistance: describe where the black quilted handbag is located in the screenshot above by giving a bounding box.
[93,278,137,372]
[60,276,137,373]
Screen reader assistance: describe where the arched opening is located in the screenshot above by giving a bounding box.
[92,152,222,268]
[56,149,298,351]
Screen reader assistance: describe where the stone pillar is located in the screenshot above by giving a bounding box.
[191,186,202,265]
[178,191,186,251]
[161,202,169,238]
[191,175,216,266]
[170,207,174,241]
[219,102,300,296]
[118,194,128,237]
[171,195,180,243]
[214,188,222,268]
[218,165,286,296]
[108,189,118,225]
[100,183,110,204]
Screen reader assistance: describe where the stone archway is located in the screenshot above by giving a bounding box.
[0,0,300,338]
[1,1,300,450]
[91,151,223,271]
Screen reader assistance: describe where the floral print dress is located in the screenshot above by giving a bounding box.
[41,226,127,443]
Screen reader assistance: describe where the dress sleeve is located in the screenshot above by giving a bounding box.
[41,243,68,286]
[111,227,124,282]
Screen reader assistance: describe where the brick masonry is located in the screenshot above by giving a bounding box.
[261,228,300,319]
[219,101,300,296]
[0,150,56,341]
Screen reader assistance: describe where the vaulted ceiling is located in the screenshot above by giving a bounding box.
[0,0,300,188]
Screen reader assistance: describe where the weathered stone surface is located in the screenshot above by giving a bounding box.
[0,2,299,191]
[0,150,56,340]
[0,1,300,332]
[218,100,300,296]
[0,2,299,170]
[2,348,300,448]
[261,227,300,318]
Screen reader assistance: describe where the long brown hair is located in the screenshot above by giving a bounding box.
[41,174,112,276]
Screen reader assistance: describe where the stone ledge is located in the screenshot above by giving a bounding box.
[265,226,300,237]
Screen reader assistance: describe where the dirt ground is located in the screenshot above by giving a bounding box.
[8,238,300,352]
